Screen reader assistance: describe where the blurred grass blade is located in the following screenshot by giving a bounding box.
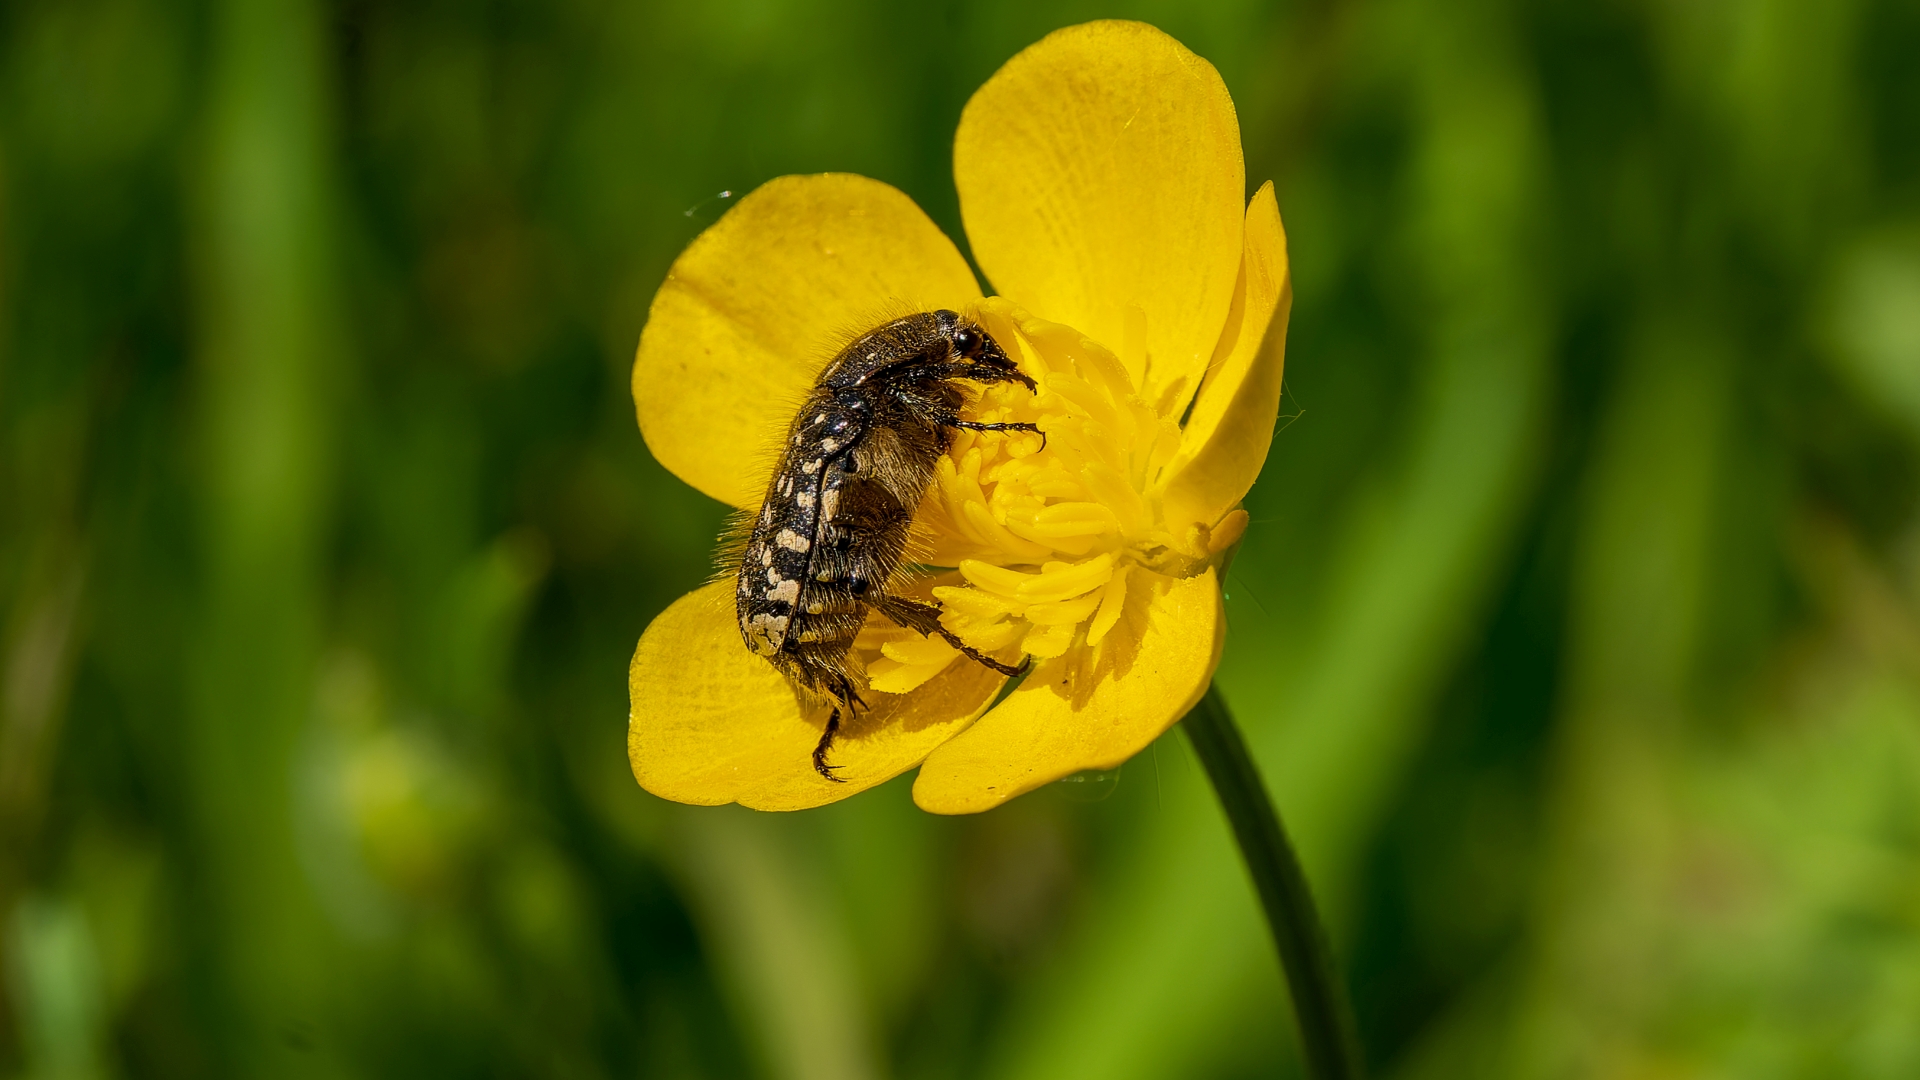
[6,895,109,1080]
[674,809,884,1080]
[188,0,344,1071]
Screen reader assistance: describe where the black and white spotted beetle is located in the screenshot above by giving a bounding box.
[735,309,1039,781]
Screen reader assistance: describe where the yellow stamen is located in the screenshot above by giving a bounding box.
[881,635,959,667]
[957,619,1025,652]
[1016,554,1115,602]
[1024,591,1104,626]
[1021,622,1077,658]
[1086,564,1133,646]
[960,559,1038,598]
[897,301,1234,678]
[932,585,1017,620]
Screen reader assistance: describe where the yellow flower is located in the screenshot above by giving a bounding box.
[627,20,1290,814]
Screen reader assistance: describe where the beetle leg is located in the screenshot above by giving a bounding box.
[812,709,844,782]
[812,672,860,783]
[941,416,1046,450]
[920,361,1039,393]
[870,595,1029,678]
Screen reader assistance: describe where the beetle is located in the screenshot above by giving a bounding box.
[734,309,1039,780]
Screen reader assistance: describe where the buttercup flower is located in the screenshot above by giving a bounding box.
[628,20,1290,814]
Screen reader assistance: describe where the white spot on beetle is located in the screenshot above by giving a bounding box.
[820,437,840,454]
[796,491,815,509]
[766,577,800,605]
[775,529,811,553]
[801,460,821,475]
[744,612,788,656]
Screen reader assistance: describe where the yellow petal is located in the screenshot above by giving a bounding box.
[633,174,981,509]
[628,581,1002,810]
[912,568,1223,814]
[954,21,1245,411]
[1158,182,1292,533]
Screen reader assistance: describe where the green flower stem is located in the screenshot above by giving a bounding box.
[1184,683,1365,1080]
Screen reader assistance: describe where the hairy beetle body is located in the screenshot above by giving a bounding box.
[735,310,1039,780]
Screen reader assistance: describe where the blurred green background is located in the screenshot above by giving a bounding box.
[4,0,1919,1076]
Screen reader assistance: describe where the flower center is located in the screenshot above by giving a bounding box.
[859,297,1246,695]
